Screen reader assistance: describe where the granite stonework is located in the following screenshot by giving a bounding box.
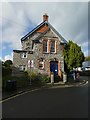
[13,14,67,78]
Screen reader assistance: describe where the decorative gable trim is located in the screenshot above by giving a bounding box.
[21,21,48,41]
[21,20,67,44]
[36,24,49,33]
[48,23,67,44]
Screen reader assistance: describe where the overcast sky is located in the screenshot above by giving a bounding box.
[0,1,89,61]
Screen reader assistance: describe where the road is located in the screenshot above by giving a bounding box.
[2,82,88,119]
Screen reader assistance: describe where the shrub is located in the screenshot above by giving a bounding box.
[27,71,42,86]
[42,74,50,83]
[2,74,30,90]
[2,66,12,76]
[27,71,51,86]
[54,75,61,82]
[24,71,28,76]
[16,75,30,87]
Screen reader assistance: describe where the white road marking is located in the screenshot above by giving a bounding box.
[79,81,88,86]
[0,81,88,103]
[0,88,40,103]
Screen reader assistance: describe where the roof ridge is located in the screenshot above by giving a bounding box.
[21,20,67,44]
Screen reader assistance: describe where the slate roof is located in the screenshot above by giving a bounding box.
[13,50,27,52]
[21,20,67,44]
[21,21,45,41]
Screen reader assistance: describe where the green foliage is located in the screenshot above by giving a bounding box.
[27,70,42,86]
[16,75,30,87]
[3,60,13,67]
[2,75,30,89]
[85,56,90,61]
[27,70,50,86]
[2,60,13,77]
[64,40,85,72]
[42,74,50,83]
[2,66,12,76]
[54,75,62,82]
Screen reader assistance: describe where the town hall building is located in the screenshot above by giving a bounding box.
[13,14,67,78]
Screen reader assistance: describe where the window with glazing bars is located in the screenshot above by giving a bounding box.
[43,40,47,53]
[50,41,55,53]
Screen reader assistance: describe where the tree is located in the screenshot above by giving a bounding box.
[85,56,90,61]
[2,60,13,76]
[3,60,13,67]
[64,40,85,73]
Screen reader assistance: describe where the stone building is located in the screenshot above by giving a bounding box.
[13,14,67,78]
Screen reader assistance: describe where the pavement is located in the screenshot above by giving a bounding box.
[0,76,88,101]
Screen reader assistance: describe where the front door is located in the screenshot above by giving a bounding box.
[50,61,58,75]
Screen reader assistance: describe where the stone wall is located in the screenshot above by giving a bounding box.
[13,29,64,78]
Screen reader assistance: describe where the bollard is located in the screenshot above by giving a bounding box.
[51,73,54,84]
[63,72,67,83]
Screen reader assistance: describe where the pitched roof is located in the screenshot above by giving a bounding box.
[21,20,67,44]
[47,22,67,44]
[21,21,46,41]
[13,50,27,52]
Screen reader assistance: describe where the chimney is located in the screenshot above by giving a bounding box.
[43,13,49,21]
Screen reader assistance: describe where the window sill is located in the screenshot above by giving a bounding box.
[39,68,45,70]
[20,57,27,59]
[43,52,49,54]
[50,52,56,54]
[43,52,57,54]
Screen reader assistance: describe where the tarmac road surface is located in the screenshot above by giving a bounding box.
[2,83,88,118]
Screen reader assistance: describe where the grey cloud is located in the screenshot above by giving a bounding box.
[1,2,88,56]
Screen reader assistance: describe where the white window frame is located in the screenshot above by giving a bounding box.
[50,40,55,53]
[19,65,26,71]
[20,52,27,58]
[39,61,44,69]
[28,60,34,68]
[55,41,57,53]
[39,59,44,69]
